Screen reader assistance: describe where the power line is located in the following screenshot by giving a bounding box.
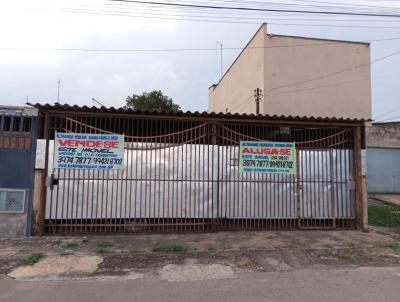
[221,70,400,114]
[0,43,367,52]
[50,7,400,28]
[79,4,400,22]
[0,36,399,53]
[106,1,400,20]
[34,2,400,28]
[288,0,400,11]
[109,0,400,17]
[266,48,400,93]
[266,71,400,97]
[108,0,400,13]
[105,0,400,16]
[229,94,254,112]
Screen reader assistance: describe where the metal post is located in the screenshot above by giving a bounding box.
[26,117,38,236]
[296,149,301,228]
[210,123,219,230]
[57,79,61,102]
[37,113,50,235]
[329,149,336,228]
[255,88,261,115]
[354,126,363,229]
[216,41,223,80]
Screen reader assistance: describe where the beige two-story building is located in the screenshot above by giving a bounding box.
[208,24,372,120]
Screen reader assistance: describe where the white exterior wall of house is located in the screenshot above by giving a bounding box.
[208,24,372,120]
[263,34,371,120]
[208,25,266,114]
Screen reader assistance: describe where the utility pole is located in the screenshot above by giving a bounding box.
[216,41,223,80]
[57,79,61,102]
[254,88,262,115]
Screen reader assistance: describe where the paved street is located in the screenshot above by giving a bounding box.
[1,267,400,302]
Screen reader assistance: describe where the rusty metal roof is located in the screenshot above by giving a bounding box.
[29,102,367,124]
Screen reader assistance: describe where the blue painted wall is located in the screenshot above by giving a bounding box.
[367,148,400,193]
[0,114,37,236]
[0,149,32,188]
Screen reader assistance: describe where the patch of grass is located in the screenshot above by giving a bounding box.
[208,246,216,252]
[152,243,188,253]
[96,242,114,255]
[369,205,400,227]
[17,253,46,266]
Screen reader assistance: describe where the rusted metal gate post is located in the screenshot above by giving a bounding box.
[354,126,364,229]
[210,122,220,230]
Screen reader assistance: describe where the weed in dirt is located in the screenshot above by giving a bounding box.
[60,251,73,256]
[208,246,216,252]
[129,247,143,254]
[369,205,400,227]
[96,242,114,255]
[152,243,188,253]
[322,244,333,249]
[52,240,62,247]
[63,241,80,249]
[337,250,369,263]
[17,253,46,266]
[384,241,400,252]
[286,244,299,249]
[346,242,363,249]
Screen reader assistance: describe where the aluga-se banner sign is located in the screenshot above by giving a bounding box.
[239,141,296,175]
[54,133,125,170]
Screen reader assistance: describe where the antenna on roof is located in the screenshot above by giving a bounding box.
[92,98,105,107]
[216,41,223,80]
[57,79,61,102]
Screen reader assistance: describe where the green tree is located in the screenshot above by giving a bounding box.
[125,90,181,112]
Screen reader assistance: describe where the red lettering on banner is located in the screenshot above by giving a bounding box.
[242,147,291,156]
[104,141,118,148]
[59,140,72,147]
[58,140,104,148]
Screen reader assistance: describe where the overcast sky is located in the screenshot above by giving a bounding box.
[0,0,400,121]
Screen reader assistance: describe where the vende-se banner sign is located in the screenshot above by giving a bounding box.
[54,133,124,170]
[239,141,296,175]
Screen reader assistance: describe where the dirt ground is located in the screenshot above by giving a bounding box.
[1,225,400,281]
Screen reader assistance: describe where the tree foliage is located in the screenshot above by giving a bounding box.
[125,90,181,112]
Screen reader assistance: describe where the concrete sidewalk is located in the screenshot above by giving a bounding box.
[1,267,400,302]
[1,228,400,281]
